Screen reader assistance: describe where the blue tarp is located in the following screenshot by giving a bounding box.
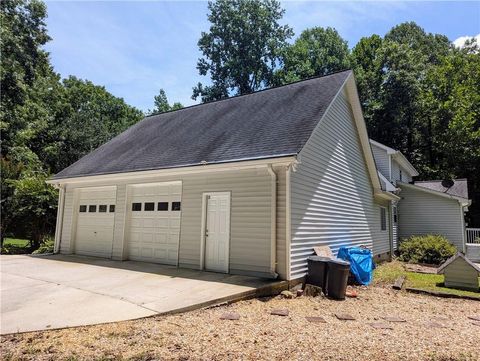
[337,247,375,285]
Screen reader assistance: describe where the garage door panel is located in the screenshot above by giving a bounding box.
[75,187,116,259]
[127,182,181,265]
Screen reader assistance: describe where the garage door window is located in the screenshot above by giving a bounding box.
[132,203,142,211]
[79,205,87,212]
[144,202,155,211]
[89,205,97,212]
[172,201,181,211]
[157,202,168,211]
[99,205,107,212]
[109,205,115,212]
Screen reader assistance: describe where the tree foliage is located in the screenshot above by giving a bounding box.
[192,0,293,102]
[149,89,183,116]
[274,27,350,85]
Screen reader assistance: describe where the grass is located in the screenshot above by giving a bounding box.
[374,260,480,299]
[3,238,30,247]
[1,237,32,254]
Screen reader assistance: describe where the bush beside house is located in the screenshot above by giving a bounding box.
[399,234,457,265]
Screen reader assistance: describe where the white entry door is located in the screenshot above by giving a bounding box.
[204,193,231,273]
[127,182,181,265]
[75,186,116,258]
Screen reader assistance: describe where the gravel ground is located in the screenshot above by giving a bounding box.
[1,286,479,361]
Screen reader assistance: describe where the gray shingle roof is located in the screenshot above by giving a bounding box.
[414,179,469,199]
[53,70,351,179]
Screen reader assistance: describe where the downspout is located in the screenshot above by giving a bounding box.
[267,164,278,279]
[53,184,66,254]
[460,203,466,254]
[285,163,292,281]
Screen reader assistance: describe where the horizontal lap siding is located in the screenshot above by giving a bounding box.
[371,143,390,180]
[57,168,273,277]
[60,187,75,253]
[444,259,479,289]
[290,89,388,279]
[397,185,464,250]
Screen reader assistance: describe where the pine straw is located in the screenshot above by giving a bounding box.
[1,287,479,361]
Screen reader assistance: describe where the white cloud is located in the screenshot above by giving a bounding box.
[453,34,480,48]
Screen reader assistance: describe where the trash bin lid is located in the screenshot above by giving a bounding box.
[328,258,350,266]
[308,256,331,262]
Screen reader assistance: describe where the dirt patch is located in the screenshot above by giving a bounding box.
[404,263,438,274]
[1,287,478,360]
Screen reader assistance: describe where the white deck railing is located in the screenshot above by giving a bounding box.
[466,228,480,244]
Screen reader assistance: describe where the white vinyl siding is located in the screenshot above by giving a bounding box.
[391,161,412,185]
[289,89,389,279]
[371,143,390,180]
[397,184,465,250]
[58,167,275,278]
[392,204,399,250]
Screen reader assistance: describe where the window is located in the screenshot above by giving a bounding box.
[144,202,155,211]
[89,205,97,213]
[132,203,142,211]
[157,202,168,211]
[109,205,115,213]
[99,205,107,213]
[380,207,387,231]
[172,201,181,211]
[399,170,403,182]
[79,205,87,213]
[393,206,398,223]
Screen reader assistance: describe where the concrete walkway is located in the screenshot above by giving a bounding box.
[1,255,283,334]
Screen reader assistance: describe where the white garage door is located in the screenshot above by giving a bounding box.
[127,182,181,265]
[75,186,116,258]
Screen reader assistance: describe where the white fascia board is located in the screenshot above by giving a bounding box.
[345,74,382,193]
[46,156,297,185]
[392,152,419,177]
[398,181,470,206]
[375,190,401,202]
[369,139,396,155]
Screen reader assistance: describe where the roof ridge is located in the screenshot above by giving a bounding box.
[145,69,352,119]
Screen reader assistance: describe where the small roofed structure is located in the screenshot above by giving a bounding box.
[437,252,480,291]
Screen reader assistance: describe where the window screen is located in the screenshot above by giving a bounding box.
[79,205,87,213]
[172,201,181,211]
[89,205,97,213]
[99,205,107,213]
[132,203,142,211]
[157,202,168,211]
[380,207,387,231]
[144,202,155,211]
[109,205,115,213]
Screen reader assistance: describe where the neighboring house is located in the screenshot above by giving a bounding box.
[370,140,471,252]
[47,70,398,281]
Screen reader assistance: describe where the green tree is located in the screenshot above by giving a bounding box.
[0,0,51,157]
[275,27,350,85]
[192,0,293,102]
[149,89,183,115]
[0,158,24,246]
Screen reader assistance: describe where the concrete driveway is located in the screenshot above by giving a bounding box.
[1,254,283,334]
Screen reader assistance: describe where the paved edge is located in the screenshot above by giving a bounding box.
[1,279,295,336]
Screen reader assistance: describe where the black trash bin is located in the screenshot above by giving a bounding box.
[326,259,350,300]
[307,256,330,291]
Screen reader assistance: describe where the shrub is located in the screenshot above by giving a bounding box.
[398,234,457,265]
[32,238,54,254]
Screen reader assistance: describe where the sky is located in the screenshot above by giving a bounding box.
[44,1,480,112]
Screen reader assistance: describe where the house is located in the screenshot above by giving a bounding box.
[47,70,399,281]
[370,140,471,252]
[437,252,480,291]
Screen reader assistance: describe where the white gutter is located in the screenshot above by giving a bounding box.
[46,156,296,185]
[398,182,470,206]
[266,164,278,278]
